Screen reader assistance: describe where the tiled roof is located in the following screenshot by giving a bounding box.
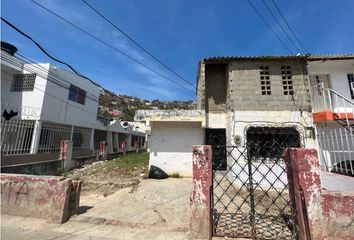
[203,54,354,63]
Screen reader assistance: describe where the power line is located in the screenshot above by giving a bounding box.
[271,0,309,53]
[261,0,302,53]
[80,0,202,95]
[0,17,95,83]
[245,0,294,55]
[28,0,198,96]
[2,53,137,120]
[17,53,135,119]
[2,16,137,119]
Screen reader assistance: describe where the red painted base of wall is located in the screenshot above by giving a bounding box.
[285,149,354,239]
[1,174,81,223]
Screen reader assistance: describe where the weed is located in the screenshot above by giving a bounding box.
[169,172,182,178]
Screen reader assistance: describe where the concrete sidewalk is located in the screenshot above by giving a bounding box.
[72,178,192,231]
[1,178,194,240]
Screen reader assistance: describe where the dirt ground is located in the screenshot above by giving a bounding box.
[65,152,149,196]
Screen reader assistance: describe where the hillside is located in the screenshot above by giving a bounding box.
[98,89,196,121]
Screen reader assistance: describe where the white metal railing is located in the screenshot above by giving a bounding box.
[311,83,354,176]
[317,124,354,175]
[38,122,72,153]
[1,119,36,155]
[1,119,94,155]
[311,82,354,116]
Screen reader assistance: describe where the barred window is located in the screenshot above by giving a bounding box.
[260,66,271,95]
[68,84,86,105]
[11,73,36,92]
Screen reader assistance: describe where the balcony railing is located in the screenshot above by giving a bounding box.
[310,83,354,176]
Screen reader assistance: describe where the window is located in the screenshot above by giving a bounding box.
[260,66,271,95]
[281,66,292,79]
[68,84,86,105]
[11,73,36,92]
[281,66,293,95]
[348,74,354,99]
[247,127,301,160]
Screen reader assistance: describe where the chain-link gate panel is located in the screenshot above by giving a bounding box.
[212,127,300,239]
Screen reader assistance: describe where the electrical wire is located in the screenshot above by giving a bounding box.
[271,0,309,53]
[1,16,135,118]
[28,0,198,96]
[0,17,95,83]
[261,0,302,53]
[79,0,203,95]
[246,0,294,55]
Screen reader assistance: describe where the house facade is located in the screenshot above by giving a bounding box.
[196,56,318,186]
[136,54,353,180]
[1,43,147,168]
[307,55,354,176]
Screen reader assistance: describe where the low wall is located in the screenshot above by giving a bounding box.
[285,148,354,239]
[1,160,63,175]
[0,174,80,223]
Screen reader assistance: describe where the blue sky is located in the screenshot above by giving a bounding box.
[2,0,354,101]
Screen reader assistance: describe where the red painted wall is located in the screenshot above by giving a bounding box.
[285,148,354,239]
[1,174,74,223]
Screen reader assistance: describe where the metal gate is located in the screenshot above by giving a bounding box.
[212,127,301,239]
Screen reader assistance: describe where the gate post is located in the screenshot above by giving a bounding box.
[99,141,107,160]
[190,145,212,239]
[60,140,74,171]
[284,148,322,240]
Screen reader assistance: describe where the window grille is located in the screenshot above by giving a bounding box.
[11,73,36,92]
[260,66,271,95]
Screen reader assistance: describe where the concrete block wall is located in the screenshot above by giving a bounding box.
[228,60,311,111]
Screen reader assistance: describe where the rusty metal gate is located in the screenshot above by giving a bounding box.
[211,127,301,239]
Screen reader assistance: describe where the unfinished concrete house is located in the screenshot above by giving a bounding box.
[197,56,316,184]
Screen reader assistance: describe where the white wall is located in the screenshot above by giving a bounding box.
[149,121,204,177]
[40,65,100,128]
[308,59,354,100]
[1,55,101,129]
[1,60,47,120]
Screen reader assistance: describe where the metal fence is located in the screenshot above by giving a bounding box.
[73,126,92,150]
[1,119,35,155]
[317,123,354,176]
[38,122,72,153]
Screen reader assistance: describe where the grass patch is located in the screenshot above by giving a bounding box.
[169,172,182,178]
[90,152,149,173]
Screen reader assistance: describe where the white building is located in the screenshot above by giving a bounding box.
[135,110,205,177]
[307,55,354,176]
[1,43,147,167]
